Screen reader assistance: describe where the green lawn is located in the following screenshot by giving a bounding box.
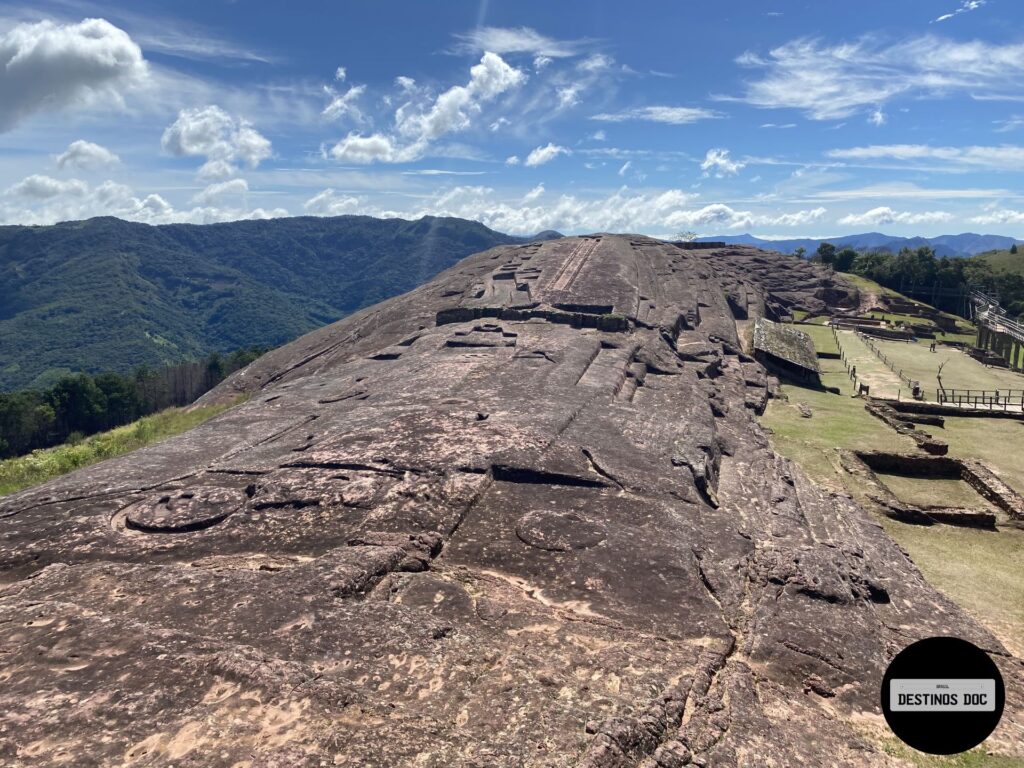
[873,338,1024,396]
[943,416,1024,493]
[0,399,241,497]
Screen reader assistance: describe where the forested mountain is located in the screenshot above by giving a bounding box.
[0,215,543,390]
[698,232,1022,257]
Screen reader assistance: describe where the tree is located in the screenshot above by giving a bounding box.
[674,231,698,243]
[47,374,108,439]
[814,242,837,266]
[835,247,858,273]
[1011,243,1019,255]
[794,246,806,259]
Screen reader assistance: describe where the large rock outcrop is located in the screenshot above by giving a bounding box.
[1,236,1019,767]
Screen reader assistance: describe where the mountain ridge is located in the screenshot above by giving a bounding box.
[698,231,1022,257]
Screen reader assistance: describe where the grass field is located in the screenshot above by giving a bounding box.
[0,399,241,497]
[873,338,1024,396]
[977,249,1024,276]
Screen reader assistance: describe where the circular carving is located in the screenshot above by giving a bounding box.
[124,487,247,533]
[515,510,607,552]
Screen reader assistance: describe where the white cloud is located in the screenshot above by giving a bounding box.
[534,55,552,71]
[397,52,525,141]
[304,188,362,216]
[994,116,1024,133]
[7,174,88,199]
[0,174,287,226]
[505,155,521,166]
[827,144,1024,171]
[322,84,367,122]
[329,52,525,164]
[933,1,985,23]
[618,161,632,177]
[363,184,827,236]
[55,140,120,171]
[196,159,236,182]
[869,108,887,126]
[0,18,149,132]
[729,35,1024,120]
[453,27,587,58]
[970,208,1024,226]
[525,143,570,166]
[578,53,614,73]
[191,178,249,205]
[589,129,607,141]
[590,106,721,124]
[522,183,545,203]
[837,206,953,226]
[328,132,421,164]
[557,85,582,109]
[162,105,272,177]
[335,66,347,81]
[804,182,1010,201]
[701,148,746,177]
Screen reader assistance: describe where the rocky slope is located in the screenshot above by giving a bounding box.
[0,236,1020,767]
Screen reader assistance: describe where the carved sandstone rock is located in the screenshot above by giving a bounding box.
[0,236,1020,767]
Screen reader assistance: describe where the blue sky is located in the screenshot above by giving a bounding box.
[2,0,1024,237]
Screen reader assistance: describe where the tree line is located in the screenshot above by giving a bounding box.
[0,348,265,459]
[799,243,1024,319]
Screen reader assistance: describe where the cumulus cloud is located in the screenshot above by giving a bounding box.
[837,206,953,226]
[452,27,588,58]
[0,18,149,132]
[970,208,1024,226]
[7,174,88,199]
[1,173,286,226]
[505,155,521,166]
[590,106,721,124]
[55,140,120,171]
[701,149,746,177]
[362,184,828,236]
[525,143,570,166]
[329,52,525,164]
[304,188,362,216]
[162,105,272,178]
[827,143,1024,171]
[728,35,1024,120]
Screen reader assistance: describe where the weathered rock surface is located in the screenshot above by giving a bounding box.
[1,236,1020,767]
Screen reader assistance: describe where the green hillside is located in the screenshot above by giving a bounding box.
[975,247,1024,276]
[0,215,530,390]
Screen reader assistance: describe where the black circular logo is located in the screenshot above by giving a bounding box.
[881,636,1005,754]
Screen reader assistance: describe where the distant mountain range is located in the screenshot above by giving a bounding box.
[0,215,557,391]
[697,232,1023,258]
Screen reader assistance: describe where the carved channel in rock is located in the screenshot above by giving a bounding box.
[119,487,250,534]
[515,509,608,551]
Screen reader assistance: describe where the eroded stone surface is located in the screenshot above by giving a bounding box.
[0,236,1020,767]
